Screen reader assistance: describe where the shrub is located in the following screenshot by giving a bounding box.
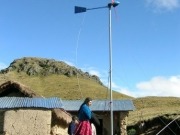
[127,128,136,135]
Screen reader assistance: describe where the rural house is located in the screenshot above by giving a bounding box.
[0,81,72,135]
[62,99,135,135]
[0,81,135,135]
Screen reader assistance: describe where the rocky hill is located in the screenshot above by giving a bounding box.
[0,57,103,85]
[0,57,131,99]
[1,57,180,134]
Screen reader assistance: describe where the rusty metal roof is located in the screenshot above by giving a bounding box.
[62,99,135,111]
[0,97,63,109]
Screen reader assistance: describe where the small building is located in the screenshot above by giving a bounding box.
[62,99,135,135]
[0,81,72,135]
[0,81,135,135]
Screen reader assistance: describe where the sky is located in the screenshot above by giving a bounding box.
[0,0,180,98]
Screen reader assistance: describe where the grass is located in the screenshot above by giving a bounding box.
[128,97,180,125]
[1,71,180,126]
[0,71,132,100]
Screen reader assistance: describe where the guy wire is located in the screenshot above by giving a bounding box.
[75,13,86,99]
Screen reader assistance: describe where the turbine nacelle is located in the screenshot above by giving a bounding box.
[74,1,120,14]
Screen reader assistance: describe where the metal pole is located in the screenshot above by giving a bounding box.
[75,2,120,134]
[108,4,113,135]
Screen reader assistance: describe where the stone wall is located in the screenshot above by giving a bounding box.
[3,109,51,135]
[119,111,129,135]
[51,125,68,135]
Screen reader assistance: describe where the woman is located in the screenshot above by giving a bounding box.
[74,97,92,135]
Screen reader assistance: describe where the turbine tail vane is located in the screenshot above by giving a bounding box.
[75,6,87,14]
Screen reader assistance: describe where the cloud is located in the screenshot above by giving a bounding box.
[104,81,138,97]
[146,0,180,11]
[80,65,107,78]
[136,75,180,97]
[88,70,101,77]
[78,63,180,98]
[64,60,75,67]
[80,66,112,87]
[63,60,101,76]
[118,88,137,97]
[62,61,180,98]
[110,75,180,98]
[63,61,106,79]
[0,63,8,70]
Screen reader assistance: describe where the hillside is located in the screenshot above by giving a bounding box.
[128,97,180,134]
[1,57,180,134]
[0,57,132,99]
[129,96,180,123]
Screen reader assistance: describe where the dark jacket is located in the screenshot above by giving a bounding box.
[91,112,100,127]
[68,121,76,135]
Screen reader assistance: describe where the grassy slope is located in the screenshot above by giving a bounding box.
[0,71,132,100]
[1,71,180,126]
[128,97,180,125]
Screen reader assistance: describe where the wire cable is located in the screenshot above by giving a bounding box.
[75,13,86,99]
[156,116,180,135]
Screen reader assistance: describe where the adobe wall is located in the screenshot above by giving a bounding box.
[119,111,129,135]
[51,116,69,135]
[51,125,68,135]
[3,109,51,135]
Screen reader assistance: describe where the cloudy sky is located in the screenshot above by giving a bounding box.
[0,0,180,97]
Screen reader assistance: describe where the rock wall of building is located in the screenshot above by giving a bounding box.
[51,125,68,135]
[119,111,129,135]
[3,109,51,135]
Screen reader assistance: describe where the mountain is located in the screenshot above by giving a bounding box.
[0,57,132,99]
[1,57,180,134]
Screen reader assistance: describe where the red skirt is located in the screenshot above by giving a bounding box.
[74,121,92,135]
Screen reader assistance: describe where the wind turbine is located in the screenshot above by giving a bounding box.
[74,1,120,135]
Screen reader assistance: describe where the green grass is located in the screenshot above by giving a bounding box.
[0,71,132,100]
[1,71,180,126]
[128,97,180,125]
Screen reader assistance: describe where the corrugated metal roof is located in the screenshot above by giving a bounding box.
[62,100,135,111]
[0,97,63,109]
